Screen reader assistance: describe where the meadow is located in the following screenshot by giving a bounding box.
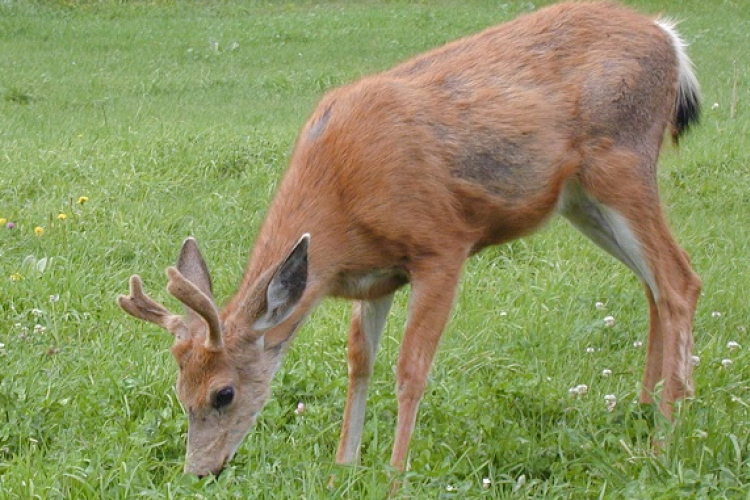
[1,0,749,497]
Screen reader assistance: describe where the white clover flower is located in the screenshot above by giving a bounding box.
[586,347,595,353]
[569,384,589,397]
[482,478,491,489]
[633,340,643,348]
[602,369,612,377]
[294,402,306,415]
[49,294,60,303]
[34,324,46,334]
[595,301,606,310]
[712,311,722,318]
[603,315,615,327]
[711,102,719,110]
[722,359,732,368]
[445,485,457,492]
[691,355,701,366]
[727,341,741,351]
[604,394,617,412]
[31,308,43,317]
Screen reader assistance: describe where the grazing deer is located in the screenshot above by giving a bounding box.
[118,1,701,477]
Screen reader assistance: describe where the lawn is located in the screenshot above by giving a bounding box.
[1,0,749,498]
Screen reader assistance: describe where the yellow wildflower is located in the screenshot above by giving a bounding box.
[0,218,6,225]
[77,196,89,205]
[10,273,23,282]
[34,226,44,236]
[57,213,68,220]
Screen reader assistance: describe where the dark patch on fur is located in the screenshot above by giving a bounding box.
[308,106,332,140]
[452,141,533,199]
[441,75,472,100]
[458,151,515,182]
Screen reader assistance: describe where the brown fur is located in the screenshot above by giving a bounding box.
[119,1,701,476]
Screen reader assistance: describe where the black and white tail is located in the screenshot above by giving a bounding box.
[657,18,701,142]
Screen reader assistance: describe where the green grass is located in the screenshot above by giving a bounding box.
[1,0,749,497]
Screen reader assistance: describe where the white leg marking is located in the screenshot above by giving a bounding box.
[340,294,394,463]
[559,181,658,300]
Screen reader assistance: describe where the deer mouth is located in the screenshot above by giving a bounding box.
[186,456,228,478]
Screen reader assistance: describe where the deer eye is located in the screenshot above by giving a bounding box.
[213,387,234,409]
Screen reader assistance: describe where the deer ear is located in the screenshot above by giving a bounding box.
[176,237,215,326]
[177,238,213,296]
[253,234,310,332]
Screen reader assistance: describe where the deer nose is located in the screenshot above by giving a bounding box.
[185,460,226,478]
[196,468,223,479]
[193,466,224,479]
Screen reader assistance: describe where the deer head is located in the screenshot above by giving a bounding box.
[117,235,310,476]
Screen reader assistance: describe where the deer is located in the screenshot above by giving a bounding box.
[118,1,701,477]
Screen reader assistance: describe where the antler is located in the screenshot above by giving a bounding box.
[166,267,223,351]
[117,275,188,339]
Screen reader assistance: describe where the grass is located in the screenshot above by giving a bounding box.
[0,0,749,497]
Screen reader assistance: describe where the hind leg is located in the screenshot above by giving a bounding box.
[560,151,700,415]
[641,286,664,404]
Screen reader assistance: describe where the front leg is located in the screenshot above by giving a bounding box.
[336,294,394,464]
[390,258,465,471]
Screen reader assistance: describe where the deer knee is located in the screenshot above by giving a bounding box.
[396,359,430,403]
